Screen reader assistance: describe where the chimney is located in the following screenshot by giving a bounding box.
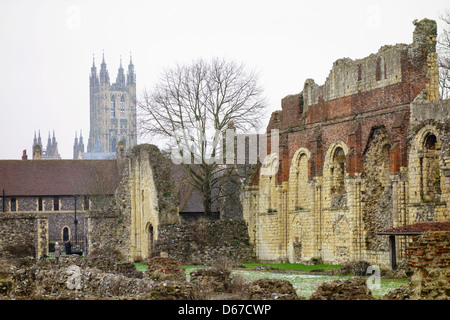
[22,149,28,160]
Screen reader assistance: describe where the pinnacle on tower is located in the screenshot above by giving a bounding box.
[127,52,136,85]
[100,50,110,84]
[116,55,126,87]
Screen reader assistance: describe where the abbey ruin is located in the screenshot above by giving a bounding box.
[242,18,450,269]
[1,18,449,281]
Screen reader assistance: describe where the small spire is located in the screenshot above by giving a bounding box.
[120,55,123,68]
[129,51,133,65]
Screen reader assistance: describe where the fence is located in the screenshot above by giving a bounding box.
[48,238,87,257]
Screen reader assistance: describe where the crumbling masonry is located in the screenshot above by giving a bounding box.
[243,19,450,268]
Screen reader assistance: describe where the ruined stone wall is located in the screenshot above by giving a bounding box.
[406,231,450,300]
[87,144,180,262]
[154,219,255,265]
[243,19,443,268]
[0,213,48,259]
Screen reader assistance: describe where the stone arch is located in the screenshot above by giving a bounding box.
[61,226,71,242]
[259,153,279,212]
[416,128,441,201]
[289,148,311,210]
[362,127,393,251]
[363,127,392,187]
[410,126,442,202]
[324,141,349,207]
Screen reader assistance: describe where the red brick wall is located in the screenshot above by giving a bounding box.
[264,44,429,183]
[407,232,450,269]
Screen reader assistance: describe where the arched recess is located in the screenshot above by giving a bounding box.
[61,226,71,242]
[415,128,442,201]
[146,222,154,259]
[289,148,311,210]
[259,153,279,212]
[362,127,393,251]
[323,141,349,208]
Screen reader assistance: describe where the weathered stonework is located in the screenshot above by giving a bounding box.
[243,19,448,268]
[0,213,48,260]
[406,231,450,300]
[154,219,255,265]
[87,144,180,262]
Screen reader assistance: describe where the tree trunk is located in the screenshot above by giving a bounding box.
[203,187,212,216]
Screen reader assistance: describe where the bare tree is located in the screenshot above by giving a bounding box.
[139,57,267,215]
[438,10,450,100]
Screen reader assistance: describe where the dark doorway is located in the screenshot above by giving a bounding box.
[63,227,69,242]
[148,225,154,258]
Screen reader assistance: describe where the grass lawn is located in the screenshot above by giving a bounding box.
[133,262,407,299]
[242,262,341,271]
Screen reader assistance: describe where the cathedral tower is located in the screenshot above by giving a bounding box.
[87,52,137,156]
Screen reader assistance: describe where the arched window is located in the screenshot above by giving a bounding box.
[111,95,116,118]
[295,154,308,210]
[120,95,125,116]
[63,227,70,242]
[331,147,346,194]
[330,147,346,207]
[421,133,441,201]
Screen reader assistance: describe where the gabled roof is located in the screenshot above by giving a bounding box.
[0,159,119,197]
[377,221,450,235]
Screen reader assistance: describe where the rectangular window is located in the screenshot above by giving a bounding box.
[11,198,17,212]
[38,197,43,211]
[53,197,59,211]
[83,196,90,210]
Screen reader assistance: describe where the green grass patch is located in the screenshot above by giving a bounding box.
[242,263,341,271]
[134,262,148,272]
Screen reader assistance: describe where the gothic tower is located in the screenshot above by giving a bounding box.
[73,130,85,159]
[87,52,137,156]
[32,130,61,159]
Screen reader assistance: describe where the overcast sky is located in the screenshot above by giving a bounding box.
[0,0,449,159]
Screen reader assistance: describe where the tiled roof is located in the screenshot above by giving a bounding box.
[0,159,119,196]
[377,221,450,235]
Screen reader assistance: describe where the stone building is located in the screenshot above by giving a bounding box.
[0,147,119,256]
[242,18,450,269]
[0,142,182,262]
[83,53,137,159]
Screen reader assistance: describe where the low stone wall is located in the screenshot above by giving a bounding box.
[155,219,256,265]
[406,231,450,300]
[87,212,130,261]
[0,214,48,259]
